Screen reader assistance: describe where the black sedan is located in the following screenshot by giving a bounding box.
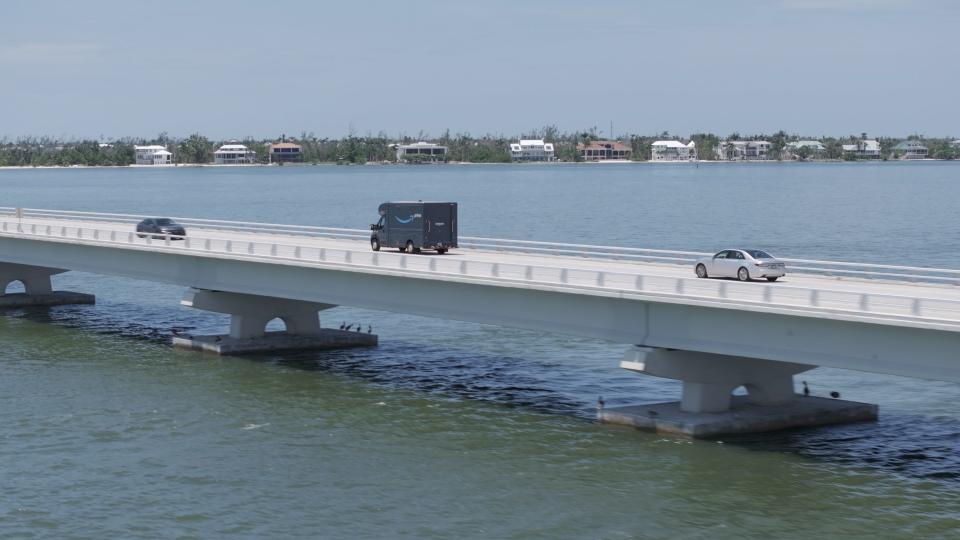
[136,218,186,239]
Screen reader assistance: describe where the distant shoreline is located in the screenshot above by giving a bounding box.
[0,159,955,171]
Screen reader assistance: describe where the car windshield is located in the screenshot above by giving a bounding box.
[155,218,174,226]
[746,250,773,259]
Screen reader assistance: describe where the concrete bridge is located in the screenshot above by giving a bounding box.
[2,207,959,437]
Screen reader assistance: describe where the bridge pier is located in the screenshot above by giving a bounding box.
[172,288,377,355]
[0,263,95,308]
[599,346,877,438]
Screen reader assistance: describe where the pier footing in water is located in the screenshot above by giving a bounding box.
[599,395,877,438]
[0,291,96,308]
[173,329,377,355]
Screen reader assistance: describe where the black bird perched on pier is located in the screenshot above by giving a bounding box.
[355,323,362,332]
[596,396,605,410]
[367,325,372,334]
[830,391,840,399]
[339,322,346,330]
[802,381,810,397]
[344,324,353,331]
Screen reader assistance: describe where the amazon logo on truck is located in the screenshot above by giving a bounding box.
[394,213,422,224]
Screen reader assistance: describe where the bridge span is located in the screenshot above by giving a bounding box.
[2,208,959,436]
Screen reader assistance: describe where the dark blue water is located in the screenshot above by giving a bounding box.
[1,163,958,539]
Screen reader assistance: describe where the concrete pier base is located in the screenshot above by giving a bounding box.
[609,346,878,437]
[0,291,96,308]
[176,288,375,355]
[172,329,377,355]
[1,263,94,308]
[599,395,878,438]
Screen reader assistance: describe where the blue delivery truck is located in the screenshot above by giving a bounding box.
[370,201,457,254]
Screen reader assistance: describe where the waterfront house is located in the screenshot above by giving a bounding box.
[892,141,928,160]
[268,142,303,163]
[577,140,632,161]
[213,143,256,164]
[134,145,173,165]
[510,139,555,161]
[786,140,826,158]
[952,140,960,150]
[395,141,448,162]
[841,139,881,159]
[650,140,696,161]
[715,141,746,160]
[714,140,772,161]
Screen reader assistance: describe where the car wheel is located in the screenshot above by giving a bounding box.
[738,267,750,281]
[405,240,415,253]
[398,244,406,252]
[437,248,446,254]
[766,276,778,282]
[371,237,380,251]
[696,264,708,278]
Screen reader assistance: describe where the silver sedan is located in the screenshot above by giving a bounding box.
[695,249,786,282]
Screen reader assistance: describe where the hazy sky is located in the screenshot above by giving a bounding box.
[1,0,956,140]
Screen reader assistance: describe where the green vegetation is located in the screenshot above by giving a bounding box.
[0,128,956,167]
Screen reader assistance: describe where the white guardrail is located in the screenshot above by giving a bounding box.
[2,207,960,325]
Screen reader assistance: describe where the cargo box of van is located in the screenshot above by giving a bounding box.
[370,202,457,253]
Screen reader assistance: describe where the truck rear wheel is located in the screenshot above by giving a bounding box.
[371,237,380,251]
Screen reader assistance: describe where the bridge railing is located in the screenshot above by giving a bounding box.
[4,207,960,286]
[4,216,960,326]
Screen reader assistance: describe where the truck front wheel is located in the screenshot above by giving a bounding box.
[371,237,380,251]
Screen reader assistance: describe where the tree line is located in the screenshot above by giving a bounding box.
[0,128,956,167]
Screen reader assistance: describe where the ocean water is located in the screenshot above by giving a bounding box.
[1,162,958,539]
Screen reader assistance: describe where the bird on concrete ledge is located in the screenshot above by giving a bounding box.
[802,381,810,397]
[367,325,372,334]
[344,324,353,331]
[339,322,346,330]
[830,391,841,399]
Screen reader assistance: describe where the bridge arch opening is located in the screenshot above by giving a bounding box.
[265,317,287,333]
[3,280,25,295]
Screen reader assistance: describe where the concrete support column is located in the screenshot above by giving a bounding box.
[176,288,377,355]
[0,263,63,295]
[181,288,333,339]
[601,346,878,437]
[0,262,94,307]
[620,346,814,413]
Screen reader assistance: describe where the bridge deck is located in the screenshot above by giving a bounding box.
[4,214,960,333]
[17,215,960,300]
